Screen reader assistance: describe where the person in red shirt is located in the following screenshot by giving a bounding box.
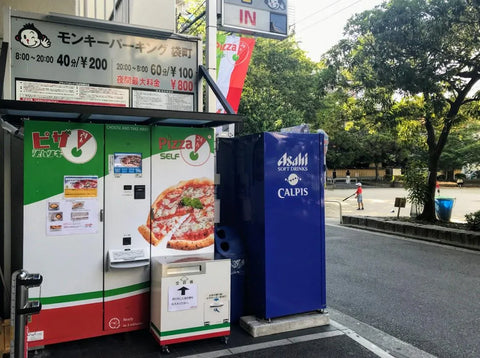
[355,182,364,210]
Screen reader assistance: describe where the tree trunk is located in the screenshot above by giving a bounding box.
[418,157,438,222]
[417,94,463,222]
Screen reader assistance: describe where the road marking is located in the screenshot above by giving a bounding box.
[328,308,438,358]
[177,331,344,358]
[330,322,396,358]
[177,328,395,358]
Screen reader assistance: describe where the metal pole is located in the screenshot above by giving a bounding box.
[10,270,42,358]
[206,0,217,112]
[10,270,26,358]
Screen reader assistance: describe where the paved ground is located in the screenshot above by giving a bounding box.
[32,322,389,358]
[326,223,480,358]
[324,184,480,223]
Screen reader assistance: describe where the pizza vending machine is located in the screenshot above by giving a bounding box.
[23,121,106,345]
[103,124,151,333]
[19,121,230,348]
[147,127,230,350]
[22,121,153,346]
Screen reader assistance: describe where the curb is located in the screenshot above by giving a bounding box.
[342,216,480,251]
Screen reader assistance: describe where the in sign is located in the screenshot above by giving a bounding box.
[220,1,287,39]
[239,9,256,26]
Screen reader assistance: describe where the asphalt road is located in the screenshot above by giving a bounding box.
[325,223,480,358]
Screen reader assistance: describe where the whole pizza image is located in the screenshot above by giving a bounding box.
[138,177,215,250]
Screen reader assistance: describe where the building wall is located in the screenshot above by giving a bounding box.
[0,0,76,40]
[327,168,388,180]
[1,0,177,40]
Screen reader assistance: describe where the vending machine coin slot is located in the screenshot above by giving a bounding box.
[134,185,145,199]
[123,236,132,246]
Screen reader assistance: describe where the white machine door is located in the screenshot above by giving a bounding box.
[103,124,151,332]
[23,121,106,345]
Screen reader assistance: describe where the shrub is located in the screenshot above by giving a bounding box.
[403,161,428,213]
[465,211,480,231]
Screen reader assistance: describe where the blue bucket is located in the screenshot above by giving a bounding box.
[435,198,455,222]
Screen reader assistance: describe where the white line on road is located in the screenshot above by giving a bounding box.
[177,325,398,358]
[328,308,438,358]
[177,331,343,358]
[330,321,396,358]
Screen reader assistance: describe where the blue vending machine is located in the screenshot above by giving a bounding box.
[217,132,326,320]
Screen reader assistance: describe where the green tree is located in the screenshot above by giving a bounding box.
[313,74,405,176]
[327,0,480,221]
[440,118,480,179]
[238,37,320,134]
[177,0,206,36]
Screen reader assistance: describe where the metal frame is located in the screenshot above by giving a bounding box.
[0,42,8,101]
[199,65,234,115]
[0,99,241,128]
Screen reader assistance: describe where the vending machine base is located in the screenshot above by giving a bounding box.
[150,256,230,352]
[240,311,330,338]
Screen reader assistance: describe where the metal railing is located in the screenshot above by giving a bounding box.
[325,200,343,224]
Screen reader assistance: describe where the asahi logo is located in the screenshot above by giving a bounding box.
[277,153,308,172]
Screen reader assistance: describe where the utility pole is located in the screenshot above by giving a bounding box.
[206,0,217,112]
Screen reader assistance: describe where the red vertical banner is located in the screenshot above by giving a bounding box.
[216,34,255,114]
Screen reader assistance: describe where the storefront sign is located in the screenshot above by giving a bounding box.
[8,11,199,111]
[219,0,288,40]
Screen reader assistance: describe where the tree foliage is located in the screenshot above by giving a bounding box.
[440,117,480,178]
[238,37,320,134]
[326,0,480,221]
[313,71,407,176]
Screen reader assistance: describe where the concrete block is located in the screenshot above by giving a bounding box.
[240,311,330,338]
[426,227,439,240]
[415,226,427,238]
[383,222,395,232]
[404,224,416,237]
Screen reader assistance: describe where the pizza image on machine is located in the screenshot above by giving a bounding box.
[71,179,97,189]
[119,154,142,167]
[138,178,214,250]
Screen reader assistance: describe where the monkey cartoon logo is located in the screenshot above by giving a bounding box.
[15,23,51,48]
[264,0,286,11]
